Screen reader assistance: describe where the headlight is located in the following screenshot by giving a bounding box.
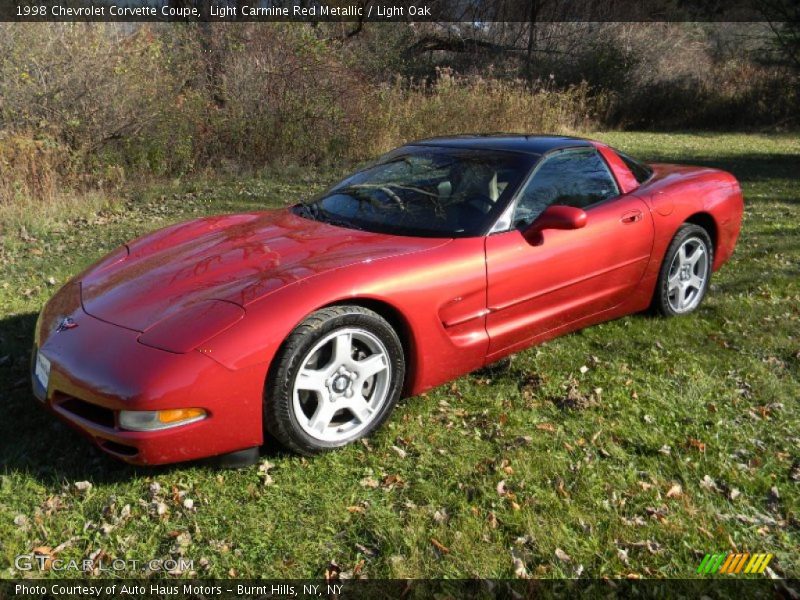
[137,300,245,353]
[119,408,206,431]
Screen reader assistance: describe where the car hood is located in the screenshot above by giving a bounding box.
[80,209,448,332]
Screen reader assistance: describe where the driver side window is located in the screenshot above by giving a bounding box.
[513,148,619,227]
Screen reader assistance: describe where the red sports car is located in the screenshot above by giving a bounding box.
[32,135,743,464]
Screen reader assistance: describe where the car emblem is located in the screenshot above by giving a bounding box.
[56,317,78,332]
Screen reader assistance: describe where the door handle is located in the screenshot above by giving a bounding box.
[621,210,643,224]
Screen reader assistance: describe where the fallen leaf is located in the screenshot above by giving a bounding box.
[259,461,275,486]
[430,538,450,554]
[433,509,448,524]
[32,546,54,570]
[359,477,379,489]
[688,438,706,452]
[355,542,376,558]
[496,480,509,496]
[74,481,92,494]
[511,549,528,578]
[666,484,682,498]
[391,445,407,459]
[699,475,719,492]
[555,548,571,562]
[381,474,404,490]
[536,423,556,432]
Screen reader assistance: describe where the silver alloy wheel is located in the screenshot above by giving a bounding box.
[667,236,709,313]
[292,327,391,443]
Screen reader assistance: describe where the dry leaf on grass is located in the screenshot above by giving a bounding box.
[687,438,706,452]
[666,484,682,498]
[699,475,719,492]
[430,538,450,554]
[433,509,448,524]
[496,480,509,496]
[32,546,54,570]
[555,548,572,563]
[511,549,528,578]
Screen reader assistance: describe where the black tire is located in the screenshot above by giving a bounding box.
[264,305,405,455]
[653,223,714,317]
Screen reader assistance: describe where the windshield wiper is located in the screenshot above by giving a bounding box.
[296,202,363,231]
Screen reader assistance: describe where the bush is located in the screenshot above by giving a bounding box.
[0,22,795,210]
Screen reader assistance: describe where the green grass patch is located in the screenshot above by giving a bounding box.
[0,133,798,579]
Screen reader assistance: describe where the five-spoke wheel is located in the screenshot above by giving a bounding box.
[655,223,714,316]
[264,306,405,455]
[292,328,391,443]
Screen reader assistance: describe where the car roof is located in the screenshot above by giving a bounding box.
[410,134,594,156]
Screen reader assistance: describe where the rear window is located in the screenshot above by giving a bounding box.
[617,151,653,184]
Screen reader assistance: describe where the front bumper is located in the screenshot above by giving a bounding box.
[32,306,265,465]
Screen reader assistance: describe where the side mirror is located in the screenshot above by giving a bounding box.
[523,205,587,243]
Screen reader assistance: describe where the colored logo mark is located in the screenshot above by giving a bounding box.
[697,553,774,575]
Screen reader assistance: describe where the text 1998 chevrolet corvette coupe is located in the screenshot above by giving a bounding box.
[32,135,743,464]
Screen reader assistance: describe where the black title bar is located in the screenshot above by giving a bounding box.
[2,0,797,22]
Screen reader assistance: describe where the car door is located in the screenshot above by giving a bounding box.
[485,147,654,357]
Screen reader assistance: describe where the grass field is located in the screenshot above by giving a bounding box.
[0,132,798,579]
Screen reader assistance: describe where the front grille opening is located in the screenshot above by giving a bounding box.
[56,395,116,429]
[98,439,138,457]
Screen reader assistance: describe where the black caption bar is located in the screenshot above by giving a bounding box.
[4,578,799,599]
[0,0,795,22]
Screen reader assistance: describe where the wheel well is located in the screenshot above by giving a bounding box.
[324,298,415,392]
[685,212,718,253]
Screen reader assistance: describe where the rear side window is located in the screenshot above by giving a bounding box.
[617,151,653,184]
[513,148,619,226]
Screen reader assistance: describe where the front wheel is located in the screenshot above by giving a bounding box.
[654,224,714,316]
[264,306,405,455]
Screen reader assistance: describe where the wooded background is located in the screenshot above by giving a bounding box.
[1,17,798,204]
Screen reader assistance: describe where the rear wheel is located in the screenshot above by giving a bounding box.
[264,306,405,455]
[654,224,713,316]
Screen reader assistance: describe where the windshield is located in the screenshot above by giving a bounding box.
[294,147,534,237]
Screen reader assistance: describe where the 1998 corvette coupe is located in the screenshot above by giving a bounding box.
[32,135,743,464]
